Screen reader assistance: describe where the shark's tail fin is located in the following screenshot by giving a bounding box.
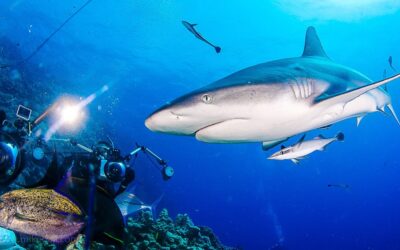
[335,132,345,142]
[215,46,221,53]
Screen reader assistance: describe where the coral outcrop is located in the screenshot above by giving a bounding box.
[18,209,236,250]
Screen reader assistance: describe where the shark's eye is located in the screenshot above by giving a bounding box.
[201,94,212,104]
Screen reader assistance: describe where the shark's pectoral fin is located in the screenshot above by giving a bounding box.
[387,103,400,126]
[356,116,365,127]
[314,73,400,106]
[262,138,288,151]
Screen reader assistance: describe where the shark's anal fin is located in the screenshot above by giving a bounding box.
[302,26,329,59]
[262,138,288,151]
[314,73,400,106]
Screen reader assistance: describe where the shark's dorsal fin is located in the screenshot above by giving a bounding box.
[302,26,329,59]
[296,134,306,148]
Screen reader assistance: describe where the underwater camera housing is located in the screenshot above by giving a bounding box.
[63,139,173,196]
[0,106,35,185]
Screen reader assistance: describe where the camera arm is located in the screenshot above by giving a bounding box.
[127,145,174,180]
[128,145,167,166]
[49,138,93,153]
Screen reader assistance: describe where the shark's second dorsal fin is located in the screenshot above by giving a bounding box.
[302,26,329,59]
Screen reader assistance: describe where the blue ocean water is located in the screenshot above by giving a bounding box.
[1,1,400,249]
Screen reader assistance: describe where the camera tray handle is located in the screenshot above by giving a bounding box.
[128,145,167,168]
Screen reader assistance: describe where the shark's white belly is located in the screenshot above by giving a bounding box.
[195,89,389,143]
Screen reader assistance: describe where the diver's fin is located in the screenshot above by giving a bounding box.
[387,103,400,126]
[115,184,141,218]
[356,116,365,127]
[149,193,164,219]
[314,73,400,105]
[262,138,288,151]
[296,134,306,148]
[15,213,38,222]
[302,26,329,59]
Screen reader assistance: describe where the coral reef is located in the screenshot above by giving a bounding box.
[18,209,236,250]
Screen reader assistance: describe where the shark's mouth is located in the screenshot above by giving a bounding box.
[194,118,251,143]
[194,119,232,135]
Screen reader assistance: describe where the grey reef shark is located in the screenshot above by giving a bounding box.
[146,26,400,151]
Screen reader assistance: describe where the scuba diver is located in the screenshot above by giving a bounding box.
[0,106,174,247]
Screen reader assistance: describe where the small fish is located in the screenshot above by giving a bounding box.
[389,56,396,71]
[328,184,350,189]
[0,189,84,243]
[182,20,221,53]
[268,133,345,164]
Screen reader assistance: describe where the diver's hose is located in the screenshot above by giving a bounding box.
[84,163,96,250]
[0,0,94,69]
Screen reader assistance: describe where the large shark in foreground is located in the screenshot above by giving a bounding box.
[145,26,400,150]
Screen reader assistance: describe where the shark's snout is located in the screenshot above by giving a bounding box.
[145,106,195,135]
[146,109,175,132]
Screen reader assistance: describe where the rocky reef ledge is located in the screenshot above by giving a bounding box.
[19,209,237,250]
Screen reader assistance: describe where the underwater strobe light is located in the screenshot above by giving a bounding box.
[161,165,174,180]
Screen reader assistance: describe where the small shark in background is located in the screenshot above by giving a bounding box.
[388,56,396,71]
[182,20,221,53]
[328,183,350,189]
[146,26,400,151]
[268,133,344,164]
